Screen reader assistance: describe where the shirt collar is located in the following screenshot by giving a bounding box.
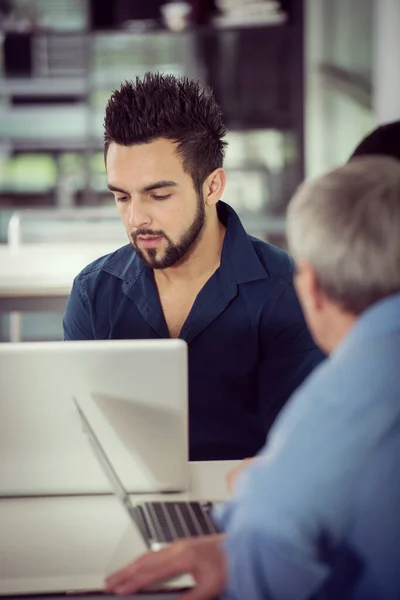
[335,291,400,357]
[101,200,269,285]
[101,244,143,283]
[217,201,269,285]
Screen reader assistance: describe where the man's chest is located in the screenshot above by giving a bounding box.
[157,288,199,339]
[104,276,270,357]
[109,286,261,375]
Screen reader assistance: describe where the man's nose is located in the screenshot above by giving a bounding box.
[128,199,151,230]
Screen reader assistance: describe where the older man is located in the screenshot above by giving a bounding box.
[105,156,400,600]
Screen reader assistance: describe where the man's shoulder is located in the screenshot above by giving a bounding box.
[221,201,294,282]
[247,234,295,283]
[292,330,400,413]
[74,243,135,285]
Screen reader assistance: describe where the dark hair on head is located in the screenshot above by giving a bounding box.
[349,120,400,162]
[104,72,228,194]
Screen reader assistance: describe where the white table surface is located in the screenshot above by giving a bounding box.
[0,460,237,597]
[0,244,120,298]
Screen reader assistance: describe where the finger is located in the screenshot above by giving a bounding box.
[180,589,219,600]
[105,546,174,589]
[115,572,221,600]
[112,558,189,595]
[106,543,194,595]
[179,575,222,600]
[105,563,137,590]
[111,562,179,597]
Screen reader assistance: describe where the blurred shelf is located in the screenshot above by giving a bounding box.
[213,11,286,28]
[0,188,55,195]
[0,113,293,152]
[7,139,102,152]
[0,1,304,213]
[1,16,289,40]
[91,20,289,37]
[0,77,88,98]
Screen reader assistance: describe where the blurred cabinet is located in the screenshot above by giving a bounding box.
[0,1,304,340]
[0,1,304,242]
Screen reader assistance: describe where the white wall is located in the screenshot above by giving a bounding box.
[372,0,400,123]
[305,0,376,178]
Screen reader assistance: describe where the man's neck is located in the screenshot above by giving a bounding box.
[154,212,226,286]
[323,305,357,354]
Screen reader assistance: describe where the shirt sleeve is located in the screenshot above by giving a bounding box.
[215,396,332,600]
[221,511,328,600]
[257,279,325,434]
[345,429,400,600]
[63,275,95,340]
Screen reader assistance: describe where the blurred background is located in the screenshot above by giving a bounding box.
[0,0,398,341]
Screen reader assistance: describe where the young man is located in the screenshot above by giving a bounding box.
[63,73,323,461]
[105,156,400,599]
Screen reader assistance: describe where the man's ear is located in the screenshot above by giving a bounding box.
[295,260,325,313]
[203,168,226,206]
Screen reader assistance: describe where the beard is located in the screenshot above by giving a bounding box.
[130,194,206,269]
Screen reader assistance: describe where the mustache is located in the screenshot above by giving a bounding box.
[131,229,165,240]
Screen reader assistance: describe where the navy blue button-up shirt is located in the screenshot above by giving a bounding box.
[63,202,324,460]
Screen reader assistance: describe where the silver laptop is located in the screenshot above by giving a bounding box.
[0,339,188,496]
[73,396,219,551]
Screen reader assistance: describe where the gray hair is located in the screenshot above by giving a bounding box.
[286,156,400,314]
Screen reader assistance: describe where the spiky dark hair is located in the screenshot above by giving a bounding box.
[104,72,228,193]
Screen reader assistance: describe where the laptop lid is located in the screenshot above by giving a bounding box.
[0,339,188,496]
[73,397,133,509]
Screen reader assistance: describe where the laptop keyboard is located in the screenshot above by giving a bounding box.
[130,501,218,544]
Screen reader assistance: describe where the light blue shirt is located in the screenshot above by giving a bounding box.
[215,292,400,600]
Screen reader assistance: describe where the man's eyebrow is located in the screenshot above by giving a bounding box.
[107,180,178,195]
[139,180,178,193]
[107,183,129,194]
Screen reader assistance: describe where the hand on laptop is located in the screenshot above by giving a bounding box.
[105,534,226,599]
